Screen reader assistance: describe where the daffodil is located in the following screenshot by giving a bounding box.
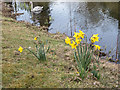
[76,38,82,45]
[70,40,77,49]
[94,45,101,50]
[34,37,37,41]
[18,46,23,52]
[79,30,85,38]
[77,72,79,74]
[73,32,81,39]
[92,34,99,37]
[90,34,99,43]
[65,37,71,45]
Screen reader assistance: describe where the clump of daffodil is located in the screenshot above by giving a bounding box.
[18,36,50,61]
[18,46,23,52]
[65,30,101,80]
[90,34,99,43]
[94,45,101,50]
[65,37,71,45]
[34,37,37,41]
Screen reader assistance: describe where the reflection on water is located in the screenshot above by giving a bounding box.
[118,2,120,62]
[31,2,51,27]
[12,2,51,27]
[118,29,120,62]
[12,1,119,60]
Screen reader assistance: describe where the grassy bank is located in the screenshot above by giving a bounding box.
[2,16,118,88]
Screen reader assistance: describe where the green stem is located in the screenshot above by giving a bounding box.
[74,51,81,69]
[26,48,40,60]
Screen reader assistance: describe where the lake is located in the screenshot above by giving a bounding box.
[11,1,119,61]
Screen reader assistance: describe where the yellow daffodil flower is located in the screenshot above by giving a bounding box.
[70,40,77,49]
[77,72,79,74]
[18,46,23,52]
[90,34,99,43]
[76,38,82,45]
[34,37,37,41]
[65,37,71,45]
[92,34,99,37]
[73,32,81,39]
[79,30,85,39]
[94,45,101,50]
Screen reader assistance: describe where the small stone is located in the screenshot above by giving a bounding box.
[94,81,100,85]
[65,57,70,60]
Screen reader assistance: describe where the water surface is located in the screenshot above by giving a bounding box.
[11,1,119,60]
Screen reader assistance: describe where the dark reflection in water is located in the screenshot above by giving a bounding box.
[11,1,119,61]
[12,1,51,27]
[31,2,51,27]
[86,2,118,24]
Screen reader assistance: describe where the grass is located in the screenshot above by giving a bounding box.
[2,16,119,88]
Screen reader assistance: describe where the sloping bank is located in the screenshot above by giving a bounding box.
[2,16,119,88]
